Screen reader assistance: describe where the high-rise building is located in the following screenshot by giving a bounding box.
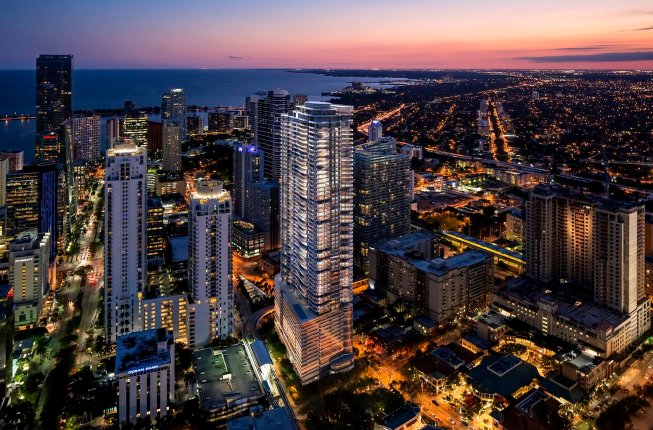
[188,180,233,340]
[353,138,411,272]
[368,119,383,142]
[275,102,355,384]
[123,111,149,148]
[147,121,163,154]
[232,144,263,218]
[5,162,58,261]
[71,115,101,163]
[104,142,147,342]
[9,231,50,329]
[106,117,122,149]
[0,151,24,172]
[208,111,235,133]
[254,89,292,182]
[0,157,8,206]
[498,185,651,357]
[35,131,62,165]
[245,181,280,252]
[146,197,165,266]
[161,88,186,140]
[162,123,182,173]
[294,94,308,107]
[186,115,203,135]
[35,54,73,162]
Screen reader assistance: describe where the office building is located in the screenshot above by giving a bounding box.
[208,111,235,133]
[115,328,175,426]
[71,114,101,163]
[147,121,163,153]
[274,102,355,384]
[368,119,383,142]
[5,162,58,261]
[244,181,279,252]
[104,142,147,342]
[161,88,186,140]
[253,89,292,182]
[186,115,203,135]
[232,144,263,218]
[123,111,149,148]
[146,197,165,266]
[9,231,50,329]
[353,138,411,272]
[35,54,72,162]
[162,123,182,173]
[189,180,233,340]
[0,151,24,172]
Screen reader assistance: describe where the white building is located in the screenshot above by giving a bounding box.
[116,328,175,426]
[9,231,50,329]
[72,114,101,163]
[275,101,355,384]
[189,179,233,340]
[104,142,147,342]
[368,119,383,142]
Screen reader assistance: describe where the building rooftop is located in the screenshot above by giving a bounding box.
[465,354,539,399]
[495,388,566,430]
[372,230,435,256]
[194,344,264,412]
[115,328,171,374]
[377,403,420,430]
[227,407,294,430]
[412,250,490,277]
[498,277,630,333]
[169,235,189,263]
[476,310,509,329]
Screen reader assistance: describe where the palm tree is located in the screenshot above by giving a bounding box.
[33,336,48,359]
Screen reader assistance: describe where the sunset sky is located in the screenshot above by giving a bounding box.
[2,0,653,69]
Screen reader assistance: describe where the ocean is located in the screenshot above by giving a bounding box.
[0,69,397,162]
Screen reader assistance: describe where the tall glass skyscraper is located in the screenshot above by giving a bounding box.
[35,54,73,163]
[161,88,187,141]
[252,89,291,182]
[274,102,355,384]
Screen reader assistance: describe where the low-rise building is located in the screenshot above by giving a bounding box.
[115,328,175,426]
[465,355,539,401]
[227,406,294,430]
[493,277,651,358]
[194,344,264,422]
[374,403,422,430]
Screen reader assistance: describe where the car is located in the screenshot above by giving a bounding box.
[431,399,440,406]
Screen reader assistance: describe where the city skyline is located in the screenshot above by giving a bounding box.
[1,1,653,69]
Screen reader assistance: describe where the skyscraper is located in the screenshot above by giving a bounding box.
[232,144,263,218]
[72,115,101,163]
[35,54,73,163]
[254,89,292,182]
[0,156,8,206]
[188,180,233,340]
[368,119,383,142]
[275,102,355,384]
[5,162,58,262]
[146,196,165,266]
[104,142,147,342]
[353,138,411,272]
[162,123,182,173]
[123,111,149,148]
[161,88,187,140]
